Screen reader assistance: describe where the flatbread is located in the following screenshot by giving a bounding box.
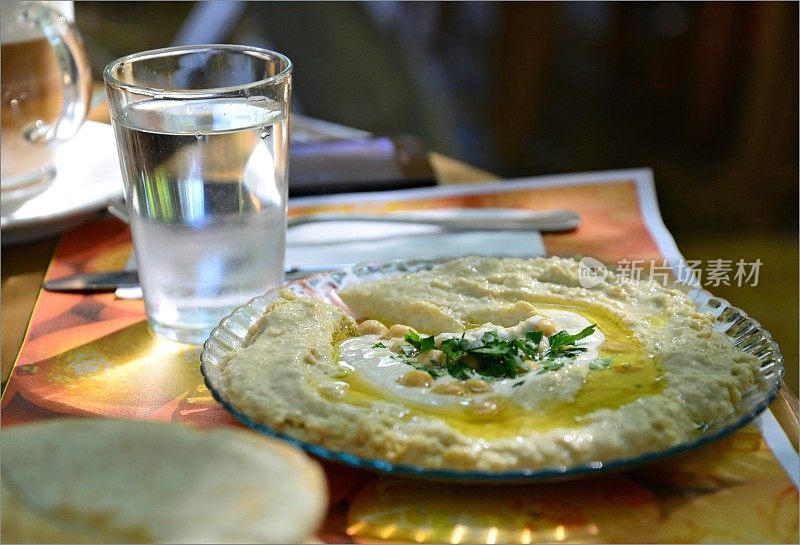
[1,418,327,543]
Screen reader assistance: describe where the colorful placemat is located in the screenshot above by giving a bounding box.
[2,170,797,543]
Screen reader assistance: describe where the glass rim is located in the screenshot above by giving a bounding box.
[102,44,292,98]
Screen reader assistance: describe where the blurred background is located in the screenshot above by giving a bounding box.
[74,1,798,391]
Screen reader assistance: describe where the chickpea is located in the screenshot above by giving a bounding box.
[431,382,465,396]
[382,324,416,339]
[462,354,481,370]
[398,369,433,388]
[358,319,388,335]
[535,317,557,336]
[418,349,445,364]
[524,359,538,370]
[465,378,491,393]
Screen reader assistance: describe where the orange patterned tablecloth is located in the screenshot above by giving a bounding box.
[2,171,797,543]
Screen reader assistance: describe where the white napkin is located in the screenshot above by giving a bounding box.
[286,221,545,266]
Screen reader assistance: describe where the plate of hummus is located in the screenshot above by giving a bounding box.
[201,256,784,481]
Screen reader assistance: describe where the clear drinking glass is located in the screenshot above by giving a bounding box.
[104,45,292,344]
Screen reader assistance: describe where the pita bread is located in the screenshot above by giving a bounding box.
[1,418,327,543]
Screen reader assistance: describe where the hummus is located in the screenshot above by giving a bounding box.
[218,256,764,471]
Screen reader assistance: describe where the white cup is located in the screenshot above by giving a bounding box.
[1,1,91,212]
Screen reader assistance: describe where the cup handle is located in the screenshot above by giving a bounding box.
[16,1,92,144]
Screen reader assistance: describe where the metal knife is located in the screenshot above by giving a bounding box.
[43,265,347,293]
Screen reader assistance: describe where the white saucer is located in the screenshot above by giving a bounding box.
[1,121,124,245]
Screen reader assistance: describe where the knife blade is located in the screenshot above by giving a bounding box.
[43,265,349,293]
[44,270,141,291]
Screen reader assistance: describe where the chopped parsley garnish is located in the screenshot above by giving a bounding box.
[447,360,473,380]
[408,361,446,378]
[398,324,599,381]
[404,331,436,353]
[372,341,386,349]
[536,359,565,374]
[399,344,416,358]
[545,326,596,359]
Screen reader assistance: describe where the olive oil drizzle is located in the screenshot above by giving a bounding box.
[324,300,664,439]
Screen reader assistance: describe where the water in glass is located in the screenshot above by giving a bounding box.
[113,97,288,343]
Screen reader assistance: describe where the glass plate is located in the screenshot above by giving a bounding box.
[200,258,784,483]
